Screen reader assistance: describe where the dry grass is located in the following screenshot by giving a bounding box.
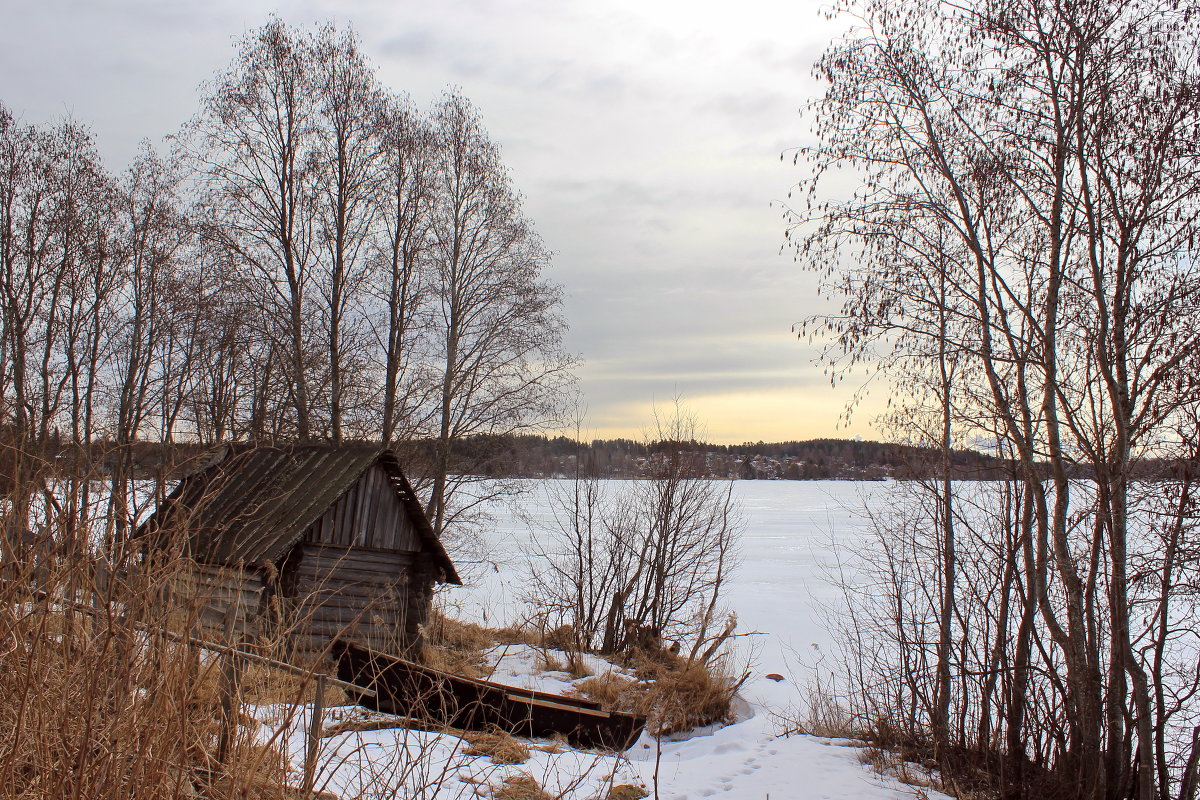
[859,745,902,772]
[801,690,854,738]
[857,747,960,799]
[0,554,301,799]
[572,672,639,708]
[565,652,594,680]
[205,742,290,800]
[543,623,577,651]
[3,487,604,800]
[530,735,567,754]
[492,773,552,800]
[638,656,738,735]
[421,641,489,679]
[423,609,495,679]
[239,661,346,706]
[775,685,857,739]
[853,731,1004,800]
[425,614,597,686]
[461,728,531,764]
[571,651,738,736]
[608,784,650,800]
[427,609,497,651]
[537,651,567,672]
[321,717,408,738]
[492,625,543,648]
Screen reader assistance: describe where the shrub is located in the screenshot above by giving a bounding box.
[574,652,739,736]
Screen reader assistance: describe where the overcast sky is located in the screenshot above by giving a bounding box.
[1,0,887,444]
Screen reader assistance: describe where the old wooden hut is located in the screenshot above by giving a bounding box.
[139,443,460,654]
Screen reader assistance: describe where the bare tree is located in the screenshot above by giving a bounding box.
[184,19,321,440]
[372,95,437,444]
[105,144,188,545]
[0,106,118,549]
[524,402,740,661]
[423,91,575,536]
[310,24,386,441]
[791,0,1200,796]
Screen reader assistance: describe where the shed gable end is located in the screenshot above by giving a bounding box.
[304,464,421,551]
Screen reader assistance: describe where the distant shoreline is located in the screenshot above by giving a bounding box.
[40,434,1191,483]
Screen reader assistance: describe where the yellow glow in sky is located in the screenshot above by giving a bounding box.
[576,382,889,445]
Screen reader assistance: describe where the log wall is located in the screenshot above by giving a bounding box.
[169,562,265,641]
[286,542,429,655]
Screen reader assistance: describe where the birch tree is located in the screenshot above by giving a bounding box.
[185,19,321,440]
[423,91,574,536]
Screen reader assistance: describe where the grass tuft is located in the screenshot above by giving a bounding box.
[492,773,552,800]
[422,609,496,679]
[572,672,639,708]
[462,728,531,764]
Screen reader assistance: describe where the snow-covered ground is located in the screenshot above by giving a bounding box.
[267,479,949,799]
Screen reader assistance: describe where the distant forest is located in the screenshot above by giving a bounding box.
[60,433,1192,483]
[433,434,1009,480]
[75,434,1001,481]
[430,434,1196,481]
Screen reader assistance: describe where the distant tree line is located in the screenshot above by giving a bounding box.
[0,19,573,544]
[81,432,1200,484]
[372,432,1014,480]
[436,435,1197,481]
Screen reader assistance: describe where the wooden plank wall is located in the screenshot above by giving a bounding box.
[170,562,265,641]
[271,464,437,655]
[288,542,420,654]
[304,465,420,551]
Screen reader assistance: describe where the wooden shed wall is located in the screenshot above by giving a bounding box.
[284,467,433,653]
[171,562,265,641]
[304,464,421,551]
[285,542,433,654]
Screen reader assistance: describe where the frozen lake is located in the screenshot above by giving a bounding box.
[442,478,883,688]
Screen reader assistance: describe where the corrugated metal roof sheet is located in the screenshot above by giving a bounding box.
[140,444,460,584]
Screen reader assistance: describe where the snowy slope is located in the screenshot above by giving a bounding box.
[270,668,948,800]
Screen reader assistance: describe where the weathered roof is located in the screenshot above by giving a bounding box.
[140,443,460,584]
